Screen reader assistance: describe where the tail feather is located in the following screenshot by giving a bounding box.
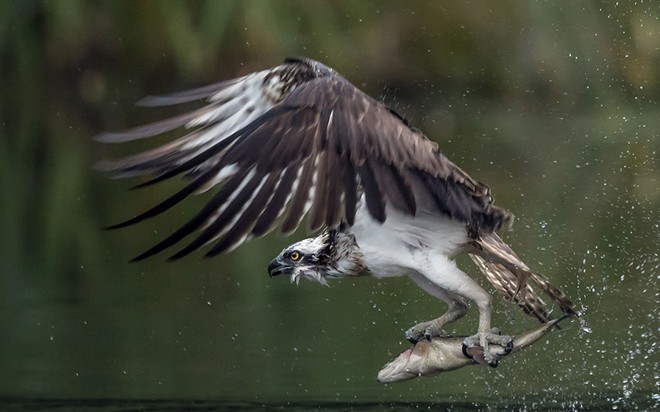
[468,253,551,322]
[468,232,578,322]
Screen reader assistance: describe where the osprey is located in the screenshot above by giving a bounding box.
[97,57,577,365]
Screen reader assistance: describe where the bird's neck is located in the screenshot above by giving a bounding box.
[319,229,370,278]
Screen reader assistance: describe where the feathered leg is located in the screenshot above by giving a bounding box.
[405,272,468,343]
[410,253,512,366]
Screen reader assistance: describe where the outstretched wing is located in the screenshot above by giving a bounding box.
[97,57,512,260]
[467,232,578,322]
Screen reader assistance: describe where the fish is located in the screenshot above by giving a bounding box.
[377,315,572,383]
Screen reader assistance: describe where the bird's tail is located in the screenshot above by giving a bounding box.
[467,232,578,323]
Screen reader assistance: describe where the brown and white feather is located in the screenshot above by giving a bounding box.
[467,232,577,322]
[96,57,513,261]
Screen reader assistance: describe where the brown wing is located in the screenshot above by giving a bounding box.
[467,232,578,322]
[97,57,512,260]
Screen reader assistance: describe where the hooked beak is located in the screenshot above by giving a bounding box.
[268,258,288,277]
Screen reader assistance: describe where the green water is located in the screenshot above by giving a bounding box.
[1,1,657,410]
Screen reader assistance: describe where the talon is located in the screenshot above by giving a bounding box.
[503,339,514,356]
[404,326,423,344]
[404,331,419,344]
[406,320,450,344]
[461,343,473,359]
[464,331,513,366]
[463,334,479,348]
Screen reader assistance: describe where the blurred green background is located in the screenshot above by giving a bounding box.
[0,1,658,410]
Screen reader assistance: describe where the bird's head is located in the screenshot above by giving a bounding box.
[267,230,368,286]
[268,236,331,286]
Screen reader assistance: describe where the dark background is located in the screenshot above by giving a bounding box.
[0,1,657,410]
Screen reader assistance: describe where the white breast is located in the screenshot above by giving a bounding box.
[348,198,469,279]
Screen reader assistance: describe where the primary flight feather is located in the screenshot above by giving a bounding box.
[98,57,577,365]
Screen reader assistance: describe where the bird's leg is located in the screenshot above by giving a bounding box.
[405,273,468,343]
[405,298,468,343]
[410,259,512,366]
[461,291,513,367]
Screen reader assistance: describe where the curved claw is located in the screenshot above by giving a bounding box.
[503,339,514,356]
[463,331,513,366]
[405,327,422,344]
[405,321,447,344]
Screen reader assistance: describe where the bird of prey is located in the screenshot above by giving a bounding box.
[97,57,577,365]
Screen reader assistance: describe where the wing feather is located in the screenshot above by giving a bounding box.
[309,152,329,231]
[169,168,264,259]
[95,110,205,143]
[130,166,251,261]
[356,159,386,223]
[341,159,358,226]
[323,145,344,228]
[106,163,223,230]
[252,165,299,236]
[370,161,416,216]
[136,78,245,107]
[281,155,316,234]
[205,171,282,256]
[98,57,513,258]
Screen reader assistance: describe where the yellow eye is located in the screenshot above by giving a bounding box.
[290,251,301,261]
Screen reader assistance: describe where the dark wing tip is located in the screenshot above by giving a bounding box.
[128,243,166,262]
[131,239,182,262]
[103,220,134,230]
[167,246,195,261]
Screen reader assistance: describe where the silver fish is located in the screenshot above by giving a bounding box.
[378,315,571,383]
